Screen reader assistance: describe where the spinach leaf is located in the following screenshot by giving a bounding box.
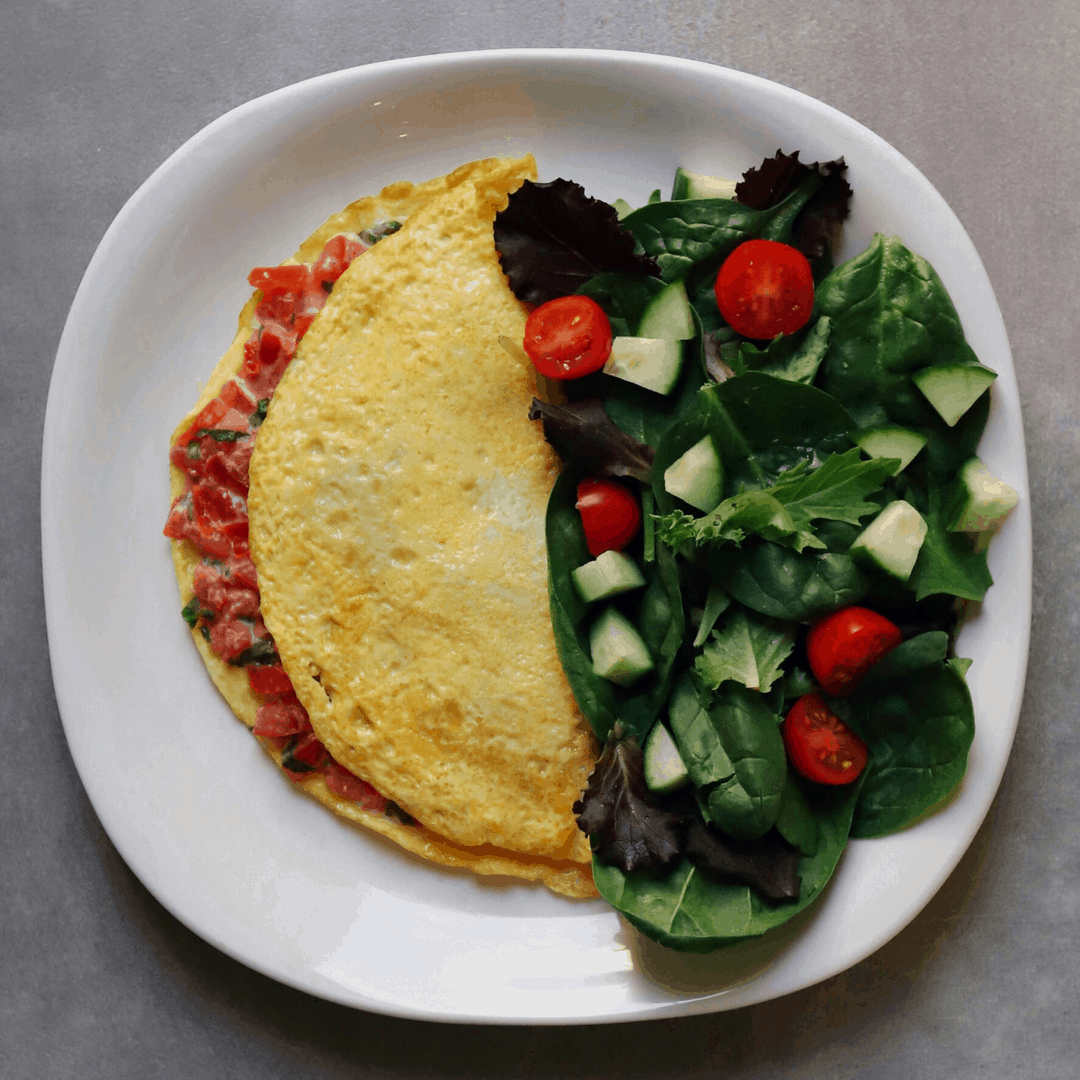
[621,172,824,284]
[545,467,684,743]
[668,674,786,840]
[843,660,975,838]
[775,770,820,857]
[814,235,990,472]
[721,537,870,623]
[591,774,863,952]
[651,376,857,521]
[909,477,994,602]
[577,275,710,450]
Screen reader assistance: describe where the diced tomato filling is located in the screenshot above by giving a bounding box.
[253,695,312,736]
[323,760,386,808]
[164,232,402,813]
[248,663,294,696]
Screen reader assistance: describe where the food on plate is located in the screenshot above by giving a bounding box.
[164,156,598,899]
[494,150,1014,950]
[165,144,1015,947]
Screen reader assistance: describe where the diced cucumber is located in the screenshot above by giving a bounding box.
[851,499,928,580]
[571,550,647,603]
[663,435,723,512]
[944,457,1019,533]
[589,607,655,686]
[853,426,928,475]
[643,722,690,793]
[912,363,997,427]
[604,337,684,395]
[671,167,738,201]
[637,281,695,341]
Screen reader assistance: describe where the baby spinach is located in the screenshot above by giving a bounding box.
[591,774,863,952]
[814,234,991,473]
[842,659,975,838]
[668,674,786,841]
[720,537,871,623]
[545,467,684,744]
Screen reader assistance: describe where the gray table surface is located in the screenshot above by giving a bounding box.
[5,1,1078,1076]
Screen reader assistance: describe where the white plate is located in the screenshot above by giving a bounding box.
[42,49,1031,1024]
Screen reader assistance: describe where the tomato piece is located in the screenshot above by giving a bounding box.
[523,295,612,379]
[575,480,641,557]
[715,239,815,339]
[806,606,903,697]
[247,264,311,295]
[783,693,868,785]
[248,663,294,697]
[313,234,365,284]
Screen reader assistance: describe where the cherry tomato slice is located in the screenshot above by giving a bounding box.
[714,239,815,339]
[806,606,903,698]
[576,480,641,557]
[523,295,612,380]
[783,693,868,785]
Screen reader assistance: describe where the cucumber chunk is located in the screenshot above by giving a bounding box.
[671,167,737,201]
[851,499,928,580]
[589,607,655,686]
[571,550,647,603]
[637,281,695,341]
[663,435,723,512]
[643,722,690,793]
[853,426,928,475]
[944,457,1019,533]
[604,337,684,395]
[912,363,997,427]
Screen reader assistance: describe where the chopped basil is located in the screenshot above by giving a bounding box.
[185,442,201,460]
[195,428,246,442]
[228,638,278,667]
[385,800,415,826]
[199,625,211,642]
[280,736,316,774]
[359,220,401,246]
[251,399,269,426]
[181,596,215,628]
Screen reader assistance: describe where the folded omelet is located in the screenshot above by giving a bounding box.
[174,155,597,897]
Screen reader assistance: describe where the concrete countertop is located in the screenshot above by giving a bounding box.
[4,1,1077,1076]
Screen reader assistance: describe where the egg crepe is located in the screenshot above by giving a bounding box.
[168,156,598,898]
[248,161,600,877]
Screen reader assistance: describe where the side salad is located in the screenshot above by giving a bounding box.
[493,152,1017,952]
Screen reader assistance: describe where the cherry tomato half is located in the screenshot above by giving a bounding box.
[806,606,903,698]
[714,239,815,339]
[783,693,868,786]
[523,295,612,380]
[576,480,641,557]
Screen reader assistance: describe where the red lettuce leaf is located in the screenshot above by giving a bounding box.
[495,178,661,306]
[684,817,801,902]
[574,731,682,873]
[528,397,655,483]
[736,150,852,260]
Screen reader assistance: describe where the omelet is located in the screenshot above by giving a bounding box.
[167,156,598,898]
[249,158,599,874]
